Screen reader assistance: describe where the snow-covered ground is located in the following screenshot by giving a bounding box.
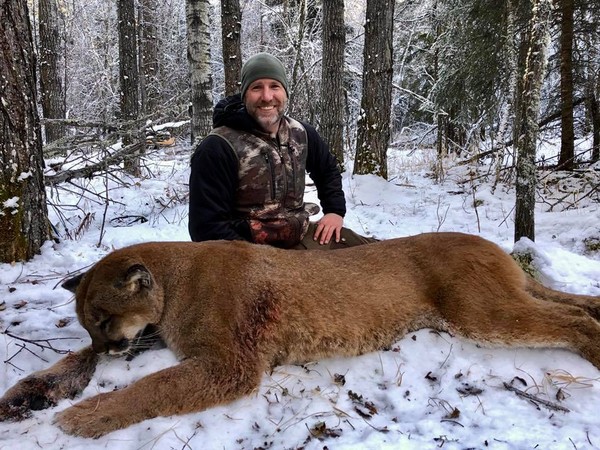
[1,138,600,449]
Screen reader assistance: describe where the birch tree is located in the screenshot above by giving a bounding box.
[513,0,553,242]
[0,0,50,261]
[186,0,213,145]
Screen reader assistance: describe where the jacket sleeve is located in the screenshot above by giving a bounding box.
[303,122,347,217]
[188,135,252,242]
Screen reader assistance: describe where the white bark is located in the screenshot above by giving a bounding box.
[186,0,213,146]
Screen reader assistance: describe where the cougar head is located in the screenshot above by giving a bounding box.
[62,257,164,355]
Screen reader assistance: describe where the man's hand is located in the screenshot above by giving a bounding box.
[313,213,344,245]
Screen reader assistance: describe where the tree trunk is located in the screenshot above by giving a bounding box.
[320,0,345,171]
[513,0,553,243]
[0,0,50,262]
[494,0,518,188]
[435,113,448,180]
[118,0,142,175]
[558,0,575,170]
[139,0,160,114]
[353,0,395,179]
[221,0,242,97]
[591,89,600,162]
[186,0,213,145]
[432,0,445,164]
[287,0,307,117]
[38,0,66,144]
[497,0,517,147]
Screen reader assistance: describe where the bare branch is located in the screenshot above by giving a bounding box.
[503,382,570,413]
[44,142,145,186]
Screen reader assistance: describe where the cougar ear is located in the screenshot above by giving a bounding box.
[62,273,85,293]
[120,264,153,292]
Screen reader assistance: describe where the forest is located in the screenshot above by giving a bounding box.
[1,0,599,262]
[2,1,600,448]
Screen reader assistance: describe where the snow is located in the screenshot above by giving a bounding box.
[1,197,20,214]
[1,141,600,449]
[17,171,32,182]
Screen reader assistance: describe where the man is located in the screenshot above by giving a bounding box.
[188,52,375,249]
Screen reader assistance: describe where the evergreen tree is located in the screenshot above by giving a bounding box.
[514,0,553,242]
[118,0,142,175]
[0,0,50,261]
[140,0,160,114]
[39,0,66,143]
[221,0,242,96]
[354,0,395,179]
[320,0,345,170]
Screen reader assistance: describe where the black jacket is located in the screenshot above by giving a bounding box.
[188,94,346,242]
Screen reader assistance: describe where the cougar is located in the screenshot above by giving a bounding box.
[1,232,599,438]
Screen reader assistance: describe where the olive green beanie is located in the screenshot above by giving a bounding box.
[240,53,289,99]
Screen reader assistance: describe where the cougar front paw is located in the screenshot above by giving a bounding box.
[54,393,126,438]
[0,375,60,421]
[0,397,33,422]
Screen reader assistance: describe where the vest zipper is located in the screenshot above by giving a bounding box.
[279,143,290,207]
[288,144,297,198]
[263,152,276,201]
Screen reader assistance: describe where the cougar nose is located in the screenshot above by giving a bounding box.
[91,340,108,354]
[107,338,130,354]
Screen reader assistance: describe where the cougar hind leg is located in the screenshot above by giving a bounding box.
[444,288,600,370]
[526,277,600,321]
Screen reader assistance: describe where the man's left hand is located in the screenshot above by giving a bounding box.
[313,213,343,245]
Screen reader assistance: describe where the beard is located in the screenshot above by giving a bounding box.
[247,98,287,133]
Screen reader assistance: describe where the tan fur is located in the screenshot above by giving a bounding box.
[1,232,600,438]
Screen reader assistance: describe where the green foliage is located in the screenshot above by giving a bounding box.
[510,249,540,280]
[584,236,600,253]
[432,0,511,128]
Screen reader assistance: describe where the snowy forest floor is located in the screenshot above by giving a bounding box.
[1,136,600,449]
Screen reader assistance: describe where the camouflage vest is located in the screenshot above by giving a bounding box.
[210,117,316,221]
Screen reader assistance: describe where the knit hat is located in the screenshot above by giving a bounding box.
[240,53,289,99]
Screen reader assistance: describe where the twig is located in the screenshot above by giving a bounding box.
[5,343,49,366]
[45,141,145,186]
[439,343,453,369]
[175,428,199,450]
[435,197,449,232]
[440,419,464,427]
[97,169,110,248]
[470,180,481,233]
[134,421,180,450]
[503,382,570,413]
[561,180,600,211]
[2,330,81,355]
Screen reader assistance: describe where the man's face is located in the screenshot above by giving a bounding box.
[244,78,288,134]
